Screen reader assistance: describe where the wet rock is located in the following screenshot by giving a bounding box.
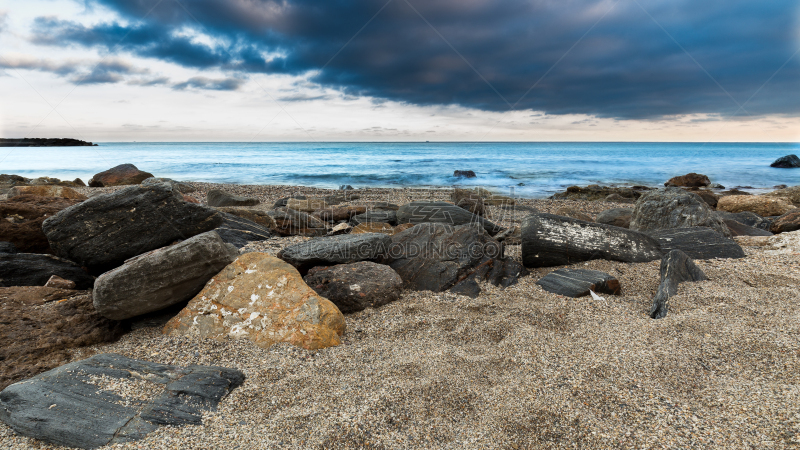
[770,211,800,234]
[0,253,94,288]
[214,213,272,248]
[630,188,730,237]
[278,233,391,274]
[536,268,620,298]
[164,253,345,350]
[521,213,662,268]
[664,173,710,187]
[454,170,477,178]
[716,195,795,217]
[650,250,708,319]
[595,208,633,228]
[303,262,403,313]
[7,185,86,200]
[554,206,593,222]
[770,154,800,168]
[42,184,222,274]
[0,195,82,254]
[351,210,398,226]
[396,201,502,236]
[0,353,243,449]
[88,164,154,187]
[206,189,260,207]
[645,227,745,260]
[267,207,327,237]
[451,188,486,216]
[93,231,239,320]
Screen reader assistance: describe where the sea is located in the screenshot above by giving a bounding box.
[3,142,798,198]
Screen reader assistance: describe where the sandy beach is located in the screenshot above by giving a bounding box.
[2,182,798,449]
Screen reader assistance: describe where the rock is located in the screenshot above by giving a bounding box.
[285,197,327,212]
[454,170,477,178]
[764,185,800,206]
[351,210,398,226]
[361,201,399,211]
[182,194,199,203]
[267,207,327,236]
[521,213,662,268]
[0,195,82,254]
[278,233,391,274]
[449,257,528,298]
[339,185,354,190]
[719,188,751,196]
[770,211,800,234]
[0,253,94,288]
[723,219,773,237]
[604,193,635,203]
[206,189,260,207]
[214,213,272,248]
[93,231,239,320]
[716,195,795,217]
[316,206,366,222]
[664,173,711,187]
[0,288,125,391]
[329,223,352,235]
[7,185,87,200]
[0,242,16,253]
[715,211,772,231]
[0,174,29,186]
[630,188,731,237]
[709,183,725,189]
[303,262,403,313]
[73,178,86,187]
[164,253,345,350]
[645,227,745,260]
[650,250,708,319]
[88,164,154,187]
[554,206,593,222]
[596,208,633,228]
[451,188,485,216]
[273,195,307,208]
[141,177,196,193]
[690,189,719,209]
[473,187,515,206]
[770,154,800,168]
[42,184,222,274]
[535,268,621,298]
[493,226,521,244]
[551,185,649,202]
[44,275,76,289]
[215,207,276,229]
[396,201,503,236]
[0,353,243,449]
[351,222,396,235]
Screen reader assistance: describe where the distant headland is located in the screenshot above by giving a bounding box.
[0,138,97,147]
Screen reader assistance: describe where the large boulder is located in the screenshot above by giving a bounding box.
[717,195,795,217]
[764,185,800,206]
[7,185,86,200]
[521,213,662,268]
[630,188,731,237]
[664,173,710,187]
[0,287,125,391]
[396,201,502,236]
[278,233,391,274]
[303,262,403,313]
[770,154,800,168]
[646,228,745,260]
[206,189,260,207]
[0,195,82,253]
[267,207,327,236]
[214,213,272,248]
[42,184,222,274]
[451,188,485,216]
[770,211,800,234]
[650,250,708,319]
[93,231,239,320]
[351,210,398,226]
[0,353,244,449]
[595,208,633,228]
[88,163,153,187]
[536,268,621,298]
[163,253,345,350]
[0,253,94,289]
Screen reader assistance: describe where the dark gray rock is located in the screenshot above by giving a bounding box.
[351,210,398,226]
[449,257,528,298]
[267,207,327,237]
[214,213,272,248]
[0,253,94,289]
[141,177,196,193]
[630,188,731,237]
[451,188,485,216]
[396,201,503,236]
[715,210,772,231]
[0,353,244,449]
[93,231,239,320]
[303,262,403,313]
[535,268,621,298]
[595,208,633,228]
[645,227,745,260]
[42,184,222,274]
[722,219,773,237]
[278,233,391,274]
[454,170,477,178]
[0,242,16,254]
[650,250,708,319]
[521,213,662,268]
[770,154,800,168]
[206,189,259,207]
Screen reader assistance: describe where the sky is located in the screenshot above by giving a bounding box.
[1,0,799,142]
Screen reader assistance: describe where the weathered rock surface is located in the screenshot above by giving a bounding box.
[454,170,477,178]
[278,233,391,274]
[596,208,633,228]
[214,207,276,229]
[206,189,260,207]
[770,211,800,234]
[764,185,800,206]
[650,250,708,319]
[351,222,396,235]
[770,154,800,168]
[0,195,82,253]
[303,262,403,313]
[42,184,222,274]
[88,163,153,187]
[44,275,76,289]
[646,227,745,260]
[316,206,366,222]
[690,189,719,209]
[267,207,327,236]
[554,206,593,222]
[723,219,773,237]
[0,353,244,449]
[140,177,196,193]
[451,188,486,216]
[164,253,345,350]
[351,210,398,226]
[630,188,731,237]
[214,213,272,248]
[717,195,795,217]
[396,201,502,236]
[273,195,306,208]
[0,253,94,288]
[521,213,662,268]
[448,257,528,298]
[7,185,86,200]
[285,197,328,212]
[473,187,515,206]
[664,173,710,187]
[536,269,621,298]
[93,231,239,320]
[0,242,17,253]
[715,211,772,231]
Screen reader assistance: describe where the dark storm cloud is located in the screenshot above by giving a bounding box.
[28,0,800,118]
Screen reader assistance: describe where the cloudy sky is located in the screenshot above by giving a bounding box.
[1,0,799,141]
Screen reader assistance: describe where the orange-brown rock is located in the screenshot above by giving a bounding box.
[717,195,795,217]
[286,197,328,212]
[163,253,345,350]
[88,164,153,187]
[8,185,86,200]
[316,206,367,222]
[0,195,82,253]
[351,222,396,235]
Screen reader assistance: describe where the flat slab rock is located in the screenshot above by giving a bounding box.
[536,268,621,298]
[646,227,745,260]
[396,201,503,236]
[0,353,244,449]
[214,212,272,248]
[278,232,391,274]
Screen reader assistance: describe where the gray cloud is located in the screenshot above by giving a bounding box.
[172,76,245,91]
